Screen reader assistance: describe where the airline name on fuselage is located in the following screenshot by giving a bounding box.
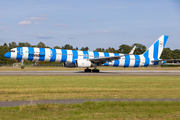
[29,54,45,58]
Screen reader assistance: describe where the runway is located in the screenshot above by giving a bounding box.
[0,70,180,76]
[1,98,180,107]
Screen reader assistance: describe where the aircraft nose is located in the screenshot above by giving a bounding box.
[4,52,11,58]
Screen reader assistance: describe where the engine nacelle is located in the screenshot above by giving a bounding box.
[63,62,77,68]
[76,59,93,68]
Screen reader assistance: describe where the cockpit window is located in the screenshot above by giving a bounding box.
[9,50,15,52]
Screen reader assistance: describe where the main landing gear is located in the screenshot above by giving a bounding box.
[84,68,100,73]
[84,64,100,73]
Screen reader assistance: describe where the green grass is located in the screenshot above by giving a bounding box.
[0,76,180,101]
[0,101,180,119]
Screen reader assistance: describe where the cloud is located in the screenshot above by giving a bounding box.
[93,18,97,20]
[52,23,69,27]
[27,16,48,21]
[36,35,55,39]
[35,22,41,25]
[18,20,31,25]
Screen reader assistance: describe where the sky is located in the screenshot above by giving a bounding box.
[0,0,180,50]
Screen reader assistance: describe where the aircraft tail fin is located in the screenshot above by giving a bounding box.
[142,35,169,60]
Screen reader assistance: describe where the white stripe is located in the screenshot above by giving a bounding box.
[77,51,83,59]
[44,48,51,62]
[22,47,28,60]
[55,49,62,62]
[148,44,154,60]
[129,55,135,67]
[88,51,94,58]
[98,52,104,58]
[33,48,40,61]
[139,55,145,66]
[158,36,164,58]
[11,48,17,59]
[119,56,125,67]
[66,50,73,63]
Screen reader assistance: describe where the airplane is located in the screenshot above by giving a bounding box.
[4,35,169,72]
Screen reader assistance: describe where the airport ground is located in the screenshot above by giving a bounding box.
[0,66,180,119]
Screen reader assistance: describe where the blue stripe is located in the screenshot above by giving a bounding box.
[61,49,67,62]
[27,47,34,61]
[83,51,89,59]
[153,40,159,65]
[39,48,45,61]
[72,50,78,64]
[134,55,140,67]
[104,52,110,66]
[124,55,130,67]
[144,57,150,66]
[16,47,23,60]
[163,36,168,48]
[50,49,56,62]
[143,50,149,66]
[113,53,119,67]
[153,40,159,60]
[93,52,99,58]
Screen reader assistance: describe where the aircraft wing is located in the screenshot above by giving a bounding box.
[88,54,128,64]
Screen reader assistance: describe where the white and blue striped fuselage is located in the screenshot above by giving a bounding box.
[7,47,162,68]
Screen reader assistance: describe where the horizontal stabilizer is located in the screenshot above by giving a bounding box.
[129,46,136,55]
[151,59,174,62]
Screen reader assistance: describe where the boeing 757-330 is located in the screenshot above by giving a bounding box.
[4,35,169,72]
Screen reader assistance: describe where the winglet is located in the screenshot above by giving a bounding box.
[129,46,136,55]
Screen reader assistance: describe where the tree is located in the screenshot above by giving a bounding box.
[95,48,105,52]
[9,42,17,48]
[62,44,73,50]
[37,42,46,48]
[172,49,180,59]
[81,47,89,51]
[119,44,132,54]
[24,42,31,47]
[3,43,8,47]
[54,46,61,49]
[160,48,173,59]
[132,43,146,55]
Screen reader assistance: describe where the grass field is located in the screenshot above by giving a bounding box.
[0,76,180,101]
[1,66,180,71]
[0,101,180,119]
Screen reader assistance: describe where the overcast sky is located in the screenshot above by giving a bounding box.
[0,0,180,50]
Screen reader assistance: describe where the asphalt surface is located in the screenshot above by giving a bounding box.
[0,70,180,76]
[1,98,180,107]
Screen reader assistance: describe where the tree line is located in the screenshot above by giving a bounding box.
[0,41,180,64]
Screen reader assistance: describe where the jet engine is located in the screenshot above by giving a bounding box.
[63,62,77,68]
[76,59,93,68]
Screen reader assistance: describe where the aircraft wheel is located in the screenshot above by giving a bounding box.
[21,66,25,69]
[84,69,92,72]
[88,69,91,72]
[92,69,99,73]
[84,69,87,72]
